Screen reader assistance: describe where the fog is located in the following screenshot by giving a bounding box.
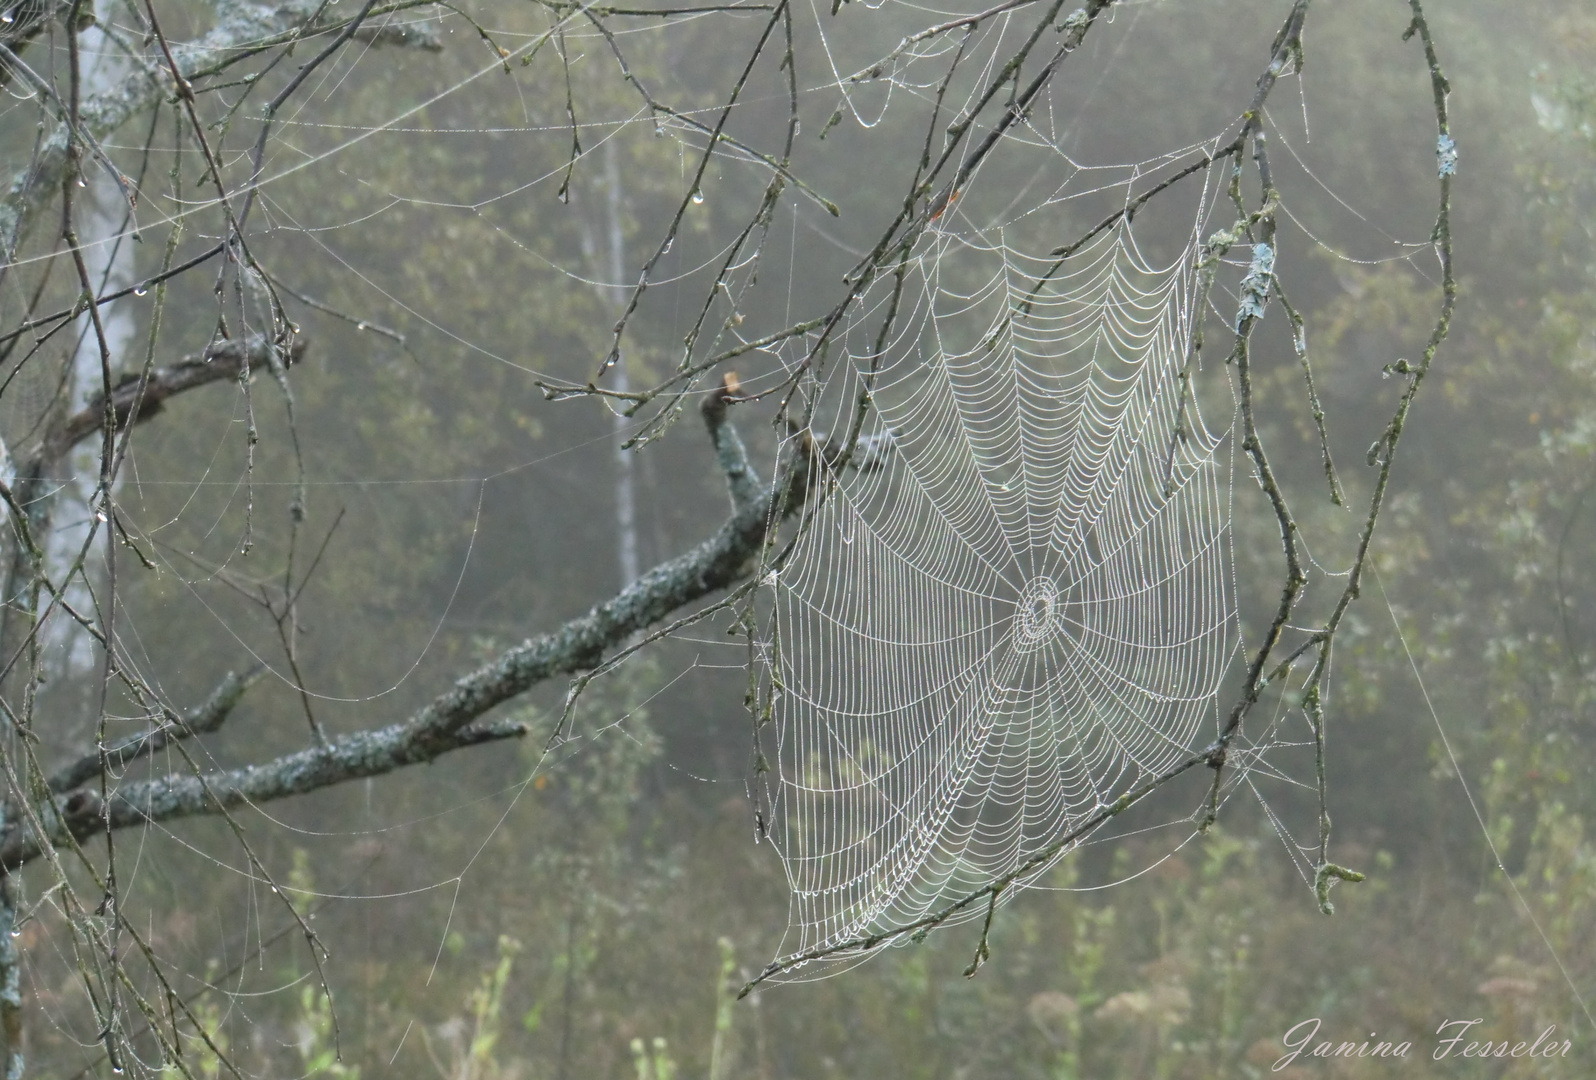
[0,0,1591,1076]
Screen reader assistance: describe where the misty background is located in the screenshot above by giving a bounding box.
[0,0,1592,1076]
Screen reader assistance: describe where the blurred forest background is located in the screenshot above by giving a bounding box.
[1,0,1594,1076]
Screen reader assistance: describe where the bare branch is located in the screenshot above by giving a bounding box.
[0,0,441,245]
[701,373,762,511]
[0,409,808,870]
[37,334,307,468]
[46,665,266,795]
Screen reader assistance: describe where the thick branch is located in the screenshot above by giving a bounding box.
[46,665,265,794]
[0,0,440,244]
[0,405,800,869]
[37,334,306,468]
[701,373,762,511]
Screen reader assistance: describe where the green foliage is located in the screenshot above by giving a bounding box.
[629,1036,676,1080]
[420,935,521,1080]
[297,982,360,1080]
[159,973,229,1080]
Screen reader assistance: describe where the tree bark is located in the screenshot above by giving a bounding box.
[1,382,792,870]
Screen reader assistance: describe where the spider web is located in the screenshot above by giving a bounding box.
[0,0,1490,1068]
[759,185,1239,962]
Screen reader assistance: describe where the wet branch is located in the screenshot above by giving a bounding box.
[0,400,806,871]
[45,666,266,795]
[38,334,307,469]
